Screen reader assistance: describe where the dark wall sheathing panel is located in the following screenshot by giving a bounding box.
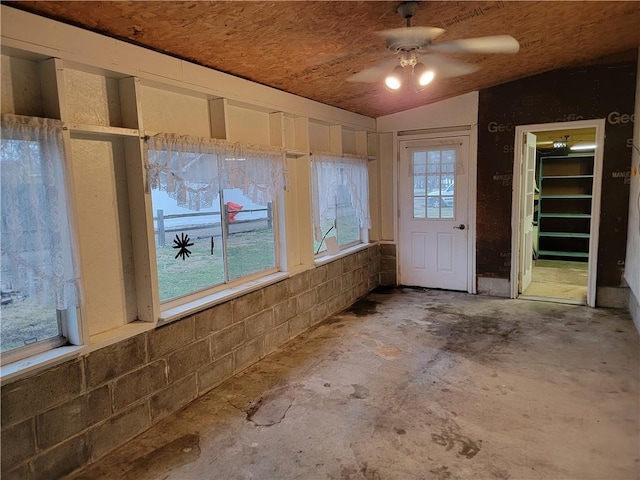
[477,56,637,287]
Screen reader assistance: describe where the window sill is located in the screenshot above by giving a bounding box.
[1,345,84,386]
[158,271,289,325]
[314,242,372,266]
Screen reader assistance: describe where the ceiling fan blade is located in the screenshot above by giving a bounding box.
[431,35,520,54]
[417,54,479,78]
[347,59,398,83]
[376,26,446,48]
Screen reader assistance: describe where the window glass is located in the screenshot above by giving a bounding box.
[147,136,282,303]
[1,115,78,358]
[412,149,456,219]
[312,154,370,254]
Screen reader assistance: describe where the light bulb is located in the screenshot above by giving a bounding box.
[384,66,404,91]
[412,63,435,90]
[418,69,435,86]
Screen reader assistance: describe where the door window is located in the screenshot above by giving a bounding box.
[412,149,456,219]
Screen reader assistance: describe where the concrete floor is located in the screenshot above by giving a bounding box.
[69,288,639,480]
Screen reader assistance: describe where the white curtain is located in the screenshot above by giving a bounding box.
[311,152,371,241]
[146,133,284,209]
[0,114,80,310]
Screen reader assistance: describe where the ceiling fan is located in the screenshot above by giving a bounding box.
[348,1,520,91]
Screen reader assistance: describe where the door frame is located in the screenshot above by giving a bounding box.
[510,119,605,307]
[396,127,477,293]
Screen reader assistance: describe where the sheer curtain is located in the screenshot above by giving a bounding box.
[146,133,284,208]
[0,114,80,311]
[311,152,371,241]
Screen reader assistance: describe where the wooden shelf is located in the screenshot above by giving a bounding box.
[538,250,589,258]
[538,232,589,238]
[537,152,594,260]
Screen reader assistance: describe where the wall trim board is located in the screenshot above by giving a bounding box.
[477,277,510,297]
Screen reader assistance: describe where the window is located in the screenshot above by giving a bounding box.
[311,153,370,255]
[146,134,284,303]
[1,114,80,363]
[412,148,456,219]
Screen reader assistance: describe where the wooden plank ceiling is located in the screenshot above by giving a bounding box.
[7,1,640,118]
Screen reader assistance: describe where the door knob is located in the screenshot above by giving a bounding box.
[453,224,466,230]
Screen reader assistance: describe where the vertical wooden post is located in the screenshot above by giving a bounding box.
[157,209,165,246]
[223,203,229,238]
[267,202,273,229]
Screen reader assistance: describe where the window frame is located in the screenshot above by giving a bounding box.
[145,136,285,307]
[0,116,81,365]
[311,153,370,258]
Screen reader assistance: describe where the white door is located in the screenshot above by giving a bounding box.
[398,137,469,291]
[519,132,537,293]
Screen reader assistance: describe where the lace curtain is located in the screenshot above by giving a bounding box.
[146,133,285,209]
[0,114,80,310]
[311,152,371,241]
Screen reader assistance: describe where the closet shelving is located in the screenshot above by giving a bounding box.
[536,152,594,260]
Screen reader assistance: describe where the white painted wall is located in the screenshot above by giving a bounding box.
[376,92,479,132]
[375,92,480,242]
[624,49,640,330]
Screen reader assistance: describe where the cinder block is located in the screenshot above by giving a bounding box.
[262,281,288,308]
[148,317,195,360]
[232,290,264,320]
[30,434,89,480]
[311,302,328,325]
[245,310,273,340]
[234,338,265,372]
[309,265,327,287]
[287,271,310,296]
[326,259,343,280]
[2,464,29,480]
[36,385,111,449]
[265,323,289,353]
[198,354,233,395]
[342,253,359,273]
[1,418,35,471]
[213,323,245,358]
[289,311,311,338]
[195,302,233,339]
[380,243,396,257]
[380,257,396,273]
[380,271,397,286]
[150,374,197,423]
[168,339,211,383]
[1,359,83,426]
[297,289,317,313]
[340,271,356,291]
[273,298,297,325]
[112,361,167,411]
[88,401,151,461]
[86,334,147,388]
[327,294,344,316]
[317,278,339,303]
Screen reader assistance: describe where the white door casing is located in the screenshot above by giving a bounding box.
[519,132,537,293]
[510,119,605,307]
[398,136,470,291]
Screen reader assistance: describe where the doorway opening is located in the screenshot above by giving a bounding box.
[511,120,605,306]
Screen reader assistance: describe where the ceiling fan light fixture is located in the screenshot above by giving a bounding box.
[384,65,404,90]
[413,63,435,87]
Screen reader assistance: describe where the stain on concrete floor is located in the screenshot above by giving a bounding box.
[68,289,640,480]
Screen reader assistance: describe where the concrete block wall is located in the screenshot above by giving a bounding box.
[379,243,397,285]
[1,245,379,480]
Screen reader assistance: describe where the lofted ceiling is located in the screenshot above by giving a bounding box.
[6,1,640,118]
